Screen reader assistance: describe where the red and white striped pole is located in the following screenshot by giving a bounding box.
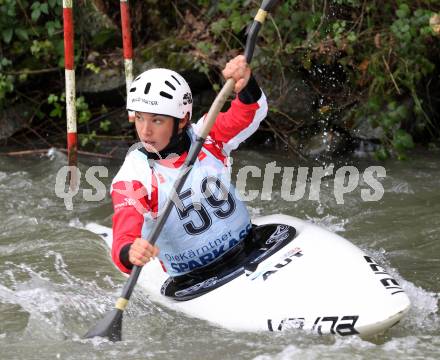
[62,0,78,187]
[120,0,135,122]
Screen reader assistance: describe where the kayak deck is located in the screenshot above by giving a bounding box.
[86,214,411,337]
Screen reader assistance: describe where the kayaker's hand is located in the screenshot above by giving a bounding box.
[129,238,159,266]
[222,55,251,93]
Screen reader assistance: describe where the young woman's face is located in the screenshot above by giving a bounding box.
[134,112,187,153]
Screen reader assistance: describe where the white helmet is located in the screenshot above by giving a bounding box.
[127,68,192,120]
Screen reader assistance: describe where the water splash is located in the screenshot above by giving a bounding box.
[365,248,439,334]
[0,280,66,341]
[253,336,376,360]
[387,181,414,194]
[68,218,85,229]
[0,252,120,341]
[305,213,348,233]
[249,206,263,218]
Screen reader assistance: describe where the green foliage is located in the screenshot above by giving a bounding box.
[368,100,415,159]
[393,129,414,153]
[79,130,97,147]
[46,92,110,148]
[0,57,14,104]
[47,93,64,118]
[192,0,439,158]
[0,0,64,104]
[85,63,101,74]
[76,96,91,124]
[0,0,63,54]
[0,0,118,147]
[1,0,438,157]
[356,3,436,158]
[47,93,91,125]
[99,119,111,132]
[0,73,14,104]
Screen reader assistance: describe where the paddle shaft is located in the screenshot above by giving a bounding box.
[118,1,277,303]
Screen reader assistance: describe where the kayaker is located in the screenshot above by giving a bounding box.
[111,55,268,276]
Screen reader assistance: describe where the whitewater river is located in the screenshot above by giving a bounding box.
[0,148,439,359]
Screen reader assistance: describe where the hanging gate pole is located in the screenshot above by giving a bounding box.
[120,0,134,122]
[62,0,78,187]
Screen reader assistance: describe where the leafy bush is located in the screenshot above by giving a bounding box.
[191,0,439,158]
[0,0,64,104]
[1,0,439,158]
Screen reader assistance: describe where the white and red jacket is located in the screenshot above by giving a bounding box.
[111,88,268,275]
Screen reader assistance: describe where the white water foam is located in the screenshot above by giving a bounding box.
[387,180,414,194]
[365,248,439,333]
[46,147,67,162]
[252,333,440,360]
[0,252,119,340]
[0,280,66,340]
[68,218,85,230]
[249,206,263,218]
[253,336,376,360]
[305,214,348,233]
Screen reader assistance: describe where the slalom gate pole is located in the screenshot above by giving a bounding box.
[120,0,135,122]
[62,0,78,188]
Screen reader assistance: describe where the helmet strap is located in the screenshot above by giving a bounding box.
[163,117,183,152]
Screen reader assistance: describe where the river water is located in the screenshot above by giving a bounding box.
[0,148,439,359]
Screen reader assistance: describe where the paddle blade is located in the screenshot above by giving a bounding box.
[84,308,123,342]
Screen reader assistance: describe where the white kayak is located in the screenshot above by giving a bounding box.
[86,214,410,337]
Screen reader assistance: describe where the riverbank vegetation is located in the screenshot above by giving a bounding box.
[1,0,439,159]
